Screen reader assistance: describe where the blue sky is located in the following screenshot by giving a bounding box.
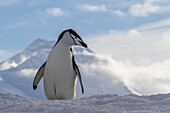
[0,0,170,61]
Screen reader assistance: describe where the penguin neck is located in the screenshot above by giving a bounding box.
[55,40,71,52]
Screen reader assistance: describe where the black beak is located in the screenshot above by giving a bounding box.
[79,41,88,48]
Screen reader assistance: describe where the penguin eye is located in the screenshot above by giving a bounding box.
[70,34,77,39]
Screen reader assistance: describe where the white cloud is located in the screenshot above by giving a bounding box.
[129,1,161,16]
[127,30,141,37]
[137,18,170,31]
[19,69,37,78]
[76,4,106,12]
[75,52,131,96]
[0,0,19,6]
[86,18,170,62]
[84,17,170,95]
[129,0,170,16]
[78,50,170,95]
[112,10,126,17]
[46,8,64,16]
[105,55,170,95]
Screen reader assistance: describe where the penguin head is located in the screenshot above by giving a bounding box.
[56,29,88,48]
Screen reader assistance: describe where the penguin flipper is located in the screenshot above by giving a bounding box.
[33,62,46,90]
[72,56,84,94]
[74,60,84,94]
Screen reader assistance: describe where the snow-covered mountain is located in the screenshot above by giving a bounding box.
[0,38,131,99]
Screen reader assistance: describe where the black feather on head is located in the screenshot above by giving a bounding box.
[54,29,83,48]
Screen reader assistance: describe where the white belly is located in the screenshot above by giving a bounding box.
[43,46,77,100]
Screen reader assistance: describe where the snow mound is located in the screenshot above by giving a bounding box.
[0,93,170,113]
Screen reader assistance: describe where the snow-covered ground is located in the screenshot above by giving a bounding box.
[1,93,170,113]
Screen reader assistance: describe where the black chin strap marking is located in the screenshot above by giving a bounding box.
[70,34,77,45]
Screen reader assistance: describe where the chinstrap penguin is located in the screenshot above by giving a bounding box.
[33,29,87,100]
